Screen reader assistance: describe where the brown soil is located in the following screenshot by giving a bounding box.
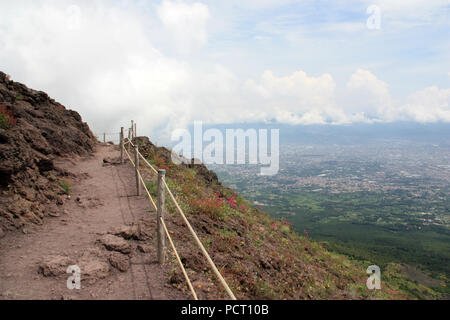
[0,144,188,300]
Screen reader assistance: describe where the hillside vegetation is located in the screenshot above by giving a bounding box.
[133,137,440,300]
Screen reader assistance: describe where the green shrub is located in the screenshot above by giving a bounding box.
[145,181,158,198]
[0,105,16,130]
[190,198,227,220]
[281,225,290,234]
[0,114,10,129]
[60,180,71,195]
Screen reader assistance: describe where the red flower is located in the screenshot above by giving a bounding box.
[304,229,309,237]
[227,197,237,208]
[241,205,246,211]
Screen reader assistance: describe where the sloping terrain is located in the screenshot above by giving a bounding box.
[0,144,187,299]
[0,71,96,234]
[133,137,441,300]
[0,73,441,300]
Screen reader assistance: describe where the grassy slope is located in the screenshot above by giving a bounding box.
[135,138,441,300]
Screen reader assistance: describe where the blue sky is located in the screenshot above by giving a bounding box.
[0,0,449,141]
[199,0,450,94]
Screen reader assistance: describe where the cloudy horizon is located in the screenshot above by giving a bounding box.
[0,0,449,143]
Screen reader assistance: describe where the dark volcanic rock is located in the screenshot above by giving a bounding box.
[0,71,96,230]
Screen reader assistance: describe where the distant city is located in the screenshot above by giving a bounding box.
[208,138,450,278]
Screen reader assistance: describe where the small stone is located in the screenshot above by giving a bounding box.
[111,225,140,240]
[109,252,130,272]
[79,259,110,281]
[48,211,60,217]
[99,234,131,254]
[137,244,152,253]
[56,196,64,206]
[39,255,74,277]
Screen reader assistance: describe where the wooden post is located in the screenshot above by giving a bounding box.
[128,128,131,152]
[134,123,137,138]
[120,127,124,164]
[157,169,166,265]
[131,120,134,139]
[134,145,141,196]
[103,133,106,143]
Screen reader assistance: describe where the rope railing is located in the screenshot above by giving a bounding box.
[160,216,198,300]
[119,123,237,300]
[139,152,158,174]
[125,138,135,147]
[162,178,237,300]
[123,146,135,167]
[95,132,120,144]
[137,170,157,211]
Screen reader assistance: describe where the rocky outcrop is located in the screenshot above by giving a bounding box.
[0,72,96,232]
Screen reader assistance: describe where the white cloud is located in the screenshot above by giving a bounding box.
[324,22,366,33]
[344,69,450,123]
[346,69,395,121]
[157,0,210,54]
[0,1,448,145]
[227,0,297,9]
[399,86,450,122]
[245,70,349,125]
[0,1,199,141]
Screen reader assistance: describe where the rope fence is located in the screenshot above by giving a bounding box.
[94,132,120,144]
[118,121,237,300]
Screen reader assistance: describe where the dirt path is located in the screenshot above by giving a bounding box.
[0,144,188,300]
